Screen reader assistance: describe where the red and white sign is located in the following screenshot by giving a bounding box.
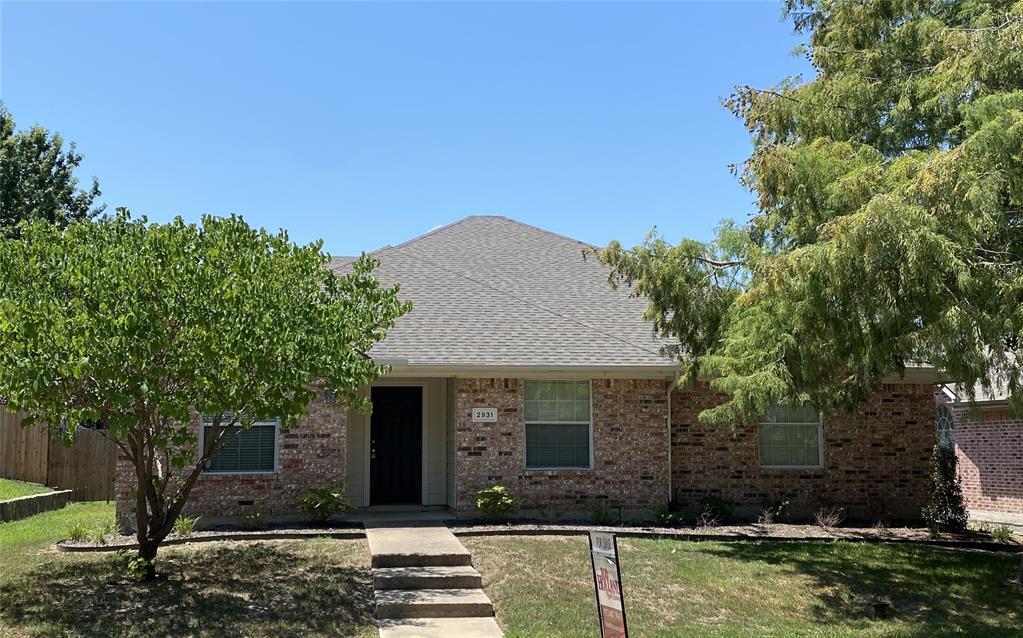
[589,531,629,638]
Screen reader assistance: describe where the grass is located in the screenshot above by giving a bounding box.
[0,501,113,584]
[0,478,51,501]
[4,503,1019,637]
[0,502,376,637]
[463,535,1023,638]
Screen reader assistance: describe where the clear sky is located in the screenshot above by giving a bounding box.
[1,1,811,256]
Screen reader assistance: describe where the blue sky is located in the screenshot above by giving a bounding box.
[1,1,810,256]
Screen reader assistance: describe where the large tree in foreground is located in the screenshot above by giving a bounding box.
[0,106,103,232]
[0,213,410,579]
[600,0,1023,423]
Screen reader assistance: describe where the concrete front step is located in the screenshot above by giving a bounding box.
[366,524,473,568]
[377,617,504,638]
[374,565,483,590]
[375,588,495,619]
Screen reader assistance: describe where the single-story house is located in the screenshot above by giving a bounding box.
[114,216,945,525]
[938,381,1023,526]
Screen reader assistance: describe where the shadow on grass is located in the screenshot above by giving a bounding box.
[0,542,375,637]
[701,541,1022,638]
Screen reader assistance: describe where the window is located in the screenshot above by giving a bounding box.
[759,404,823,468]
[936,404,955,448]
[202,414,279,473]
[523,380,591,469]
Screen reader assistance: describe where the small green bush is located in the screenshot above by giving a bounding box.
[296,480,352,524]
[239,511,265,530]
[86,521,118,544]
[173,514,201,536]
[990,525,1015,543]
[922,444,968,533]
[654,502,685,527]
[473,485,518,520]
[64,521,89,542]
[588,501,617,526]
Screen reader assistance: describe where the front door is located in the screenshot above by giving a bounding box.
[370,386,423,505]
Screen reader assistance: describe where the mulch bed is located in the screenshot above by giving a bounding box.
[57,520,1021,553]
[447,521,1023,552]
[57,524,365,552]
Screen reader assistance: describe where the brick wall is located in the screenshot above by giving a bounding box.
[115,391,347,529]
[953,410,1023,515]
[671,382,936,520]
[453,378,669,514]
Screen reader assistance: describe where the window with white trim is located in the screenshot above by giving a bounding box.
[201,414,279,473]
[759,404,823,468]
[523,380,591,469]
[936,404,955,448]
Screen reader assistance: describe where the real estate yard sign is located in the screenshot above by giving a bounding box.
[589,531,629,638]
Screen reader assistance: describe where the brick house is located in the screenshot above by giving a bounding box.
[938,382,1023,524]
[114,216,944,525]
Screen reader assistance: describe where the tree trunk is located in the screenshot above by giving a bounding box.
[137,537,159,581]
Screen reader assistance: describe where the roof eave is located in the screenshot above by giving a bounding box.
[374,361,679,380]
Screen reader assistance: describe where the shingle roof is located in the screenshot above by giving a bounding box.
[330,216,674,370]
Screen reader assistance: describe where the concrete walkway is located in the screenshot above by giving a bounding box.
[365,521,503,638]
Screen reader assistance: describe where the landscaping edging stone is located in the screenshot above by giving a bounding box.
[447,522,1023,553]
[55,521,1021,555]
[0,489,71,522]
[56,527,365,552]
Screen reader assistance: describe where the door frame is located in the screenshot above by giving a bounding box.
[366,378,429,506]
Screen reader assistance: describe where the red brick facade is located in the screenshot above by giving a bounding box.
[670,382,937,520]
[115,391,347,529]
[953,409,1023,515]
[452,378,670,513]
[114,378,945,524]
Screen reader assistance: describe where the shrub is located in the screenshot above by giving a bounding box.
[922,444,968,533]
[588,501,617,526]
[654,502,685,528]
[64,521,89,542]
[757,500,789,525]
[86,521,119,544]
[696,495,735,526]
[990,525,1015,543]
[814,505,846,529]
[173,515,201,536]
[473,485,518,520]
[296,480,353,524]
[240,511,265,530]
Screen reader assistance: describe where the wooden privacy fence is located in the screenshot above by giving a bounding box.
[0,410,117,501]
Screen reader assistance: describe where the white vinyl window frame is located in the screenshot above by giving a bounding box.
[936,404,955,449]
[522,379,594,471]
[758,406,825,470]
[199,414,281,475]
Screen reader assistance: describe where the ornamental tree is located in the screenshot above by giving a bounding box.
[0,105,103,232]
[599,0,1023,422]
[0,212,410,579]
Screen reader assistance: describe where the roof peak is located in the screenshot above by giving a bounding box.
[383,214,591,254]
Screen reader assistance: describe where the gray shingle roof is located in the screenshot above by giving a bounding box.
[330,216,674,370]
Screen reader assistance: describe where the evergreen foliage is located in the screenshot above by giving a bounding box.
[599,0,1023,422]
[922,444,969,532]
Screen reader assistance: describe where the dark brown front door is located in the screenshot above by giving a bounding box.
[370,386,423,505]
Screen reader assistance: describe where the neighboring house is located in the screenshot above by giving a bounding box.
[938,381,1023,525]
[114,216,943,526]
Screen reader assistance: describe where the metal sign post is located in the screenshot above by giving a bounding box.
[589,531,629,638]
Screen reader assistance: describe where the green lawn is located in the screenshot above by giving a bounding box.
[0,478,51,501]
[463,535,1023,638]
[3,505,1019,638]
[0,502,376,637]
